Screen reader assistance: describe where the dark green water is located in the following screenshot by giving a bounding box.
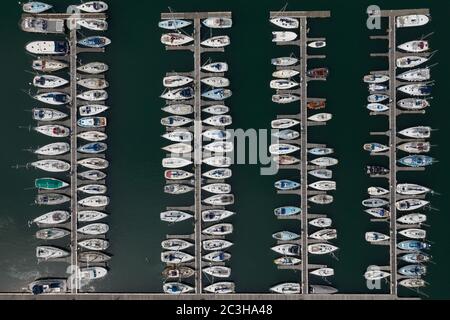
[0,0,449,298]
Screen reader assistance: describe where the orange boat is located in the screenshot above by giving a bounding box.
[307,100,326,110]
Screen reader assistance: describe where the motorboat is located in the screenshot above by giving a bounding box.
[161,239,193,251]
[308,100,326,109]
[79,196,110,208]
[201,36,230,48]
[307,68,329,79]
[399,126,431,139]
[34,92,70,105]
[77,223,109,235]
[33,75,68,88]
[366,232,390,243]
[78,62,109,74]
[162,267,195,280]
[203,156,232,168]
[203,266,231,278]
[78,78,109,90]
[202,223,233,236]
[33,211,70,225]
[78,239,109,251]
[31,160,70,173]
[78,158,109,170]
[272,69,299,78]
[397,56,428,68]
[203,105,229,115]
[158,19,192,30]
[202,62,228,73]
[164,184,194,195]
[269,144,299,155]
[204,282,235,294]
[308,113,332,122]
[78,90,108,101]
[202,89,232,101]
[274,257,301,266]
[203,129,231,140]
[275,180,300,191]
[79,267,108,281]
[78,184,108,195]
[162,157,193,169]
[23,2,52,13]
[398,84,432,96]
[203,251,231,263]
[202,210,235,222]
[163,130,193,142]
[398,40,429,53]
[78,211,108,223]
[163,76,193,88]
[399,279,426,289]
[309,218,332,228]
[398,155,435,167]
[270,283,300,294]
[308,41,326,48]
[397,141,430,154]
[399,229,427,240]
[26,41,68,55]
[163,283,194,295]
[399,265,427,277]
[271,119,300,129]
[35,194,70,206]
[309,148,334,156]
[310,157,338,167]
[161,87,194,100]
[362,198,389,208]
[311,268,334,278]
[397,183,431,196]
[77,19,108,31]
[272,31,297,42]
[368,187,389,196]
[363,74,389,84]
[77,117,107,128]
[270,17,299,29]
[310,229,337,241]
[397,240,431,251]
[78,142,108,154]
[203,240,233,251]
[33,108,67,121]
[203,194,235,206]
[161,116,193,127]
[273,155,300,165]
[79,170,107,181]
[272,94,300,104]
[364,270,390,281]
[397,68,430,82]
[79,105,109,116]
[367,103,389,112]
[271,244,300,256]
[270,79,299,90]
[32,59,67,72]
[202,168,232,179]
[308,243,338,255]
[274,206,301,217]
[163,143,193,154]
[78,36,111,48]
[35,178,68,191]
[77,1,108,13]
[272,231,300,241]
[309,194,334,205]
[309,181,336,191]
[364,143,389,153]
[202,183,232,194]
[160,211,193,223]
[397,15,430,28]
[204,141,234,153]
[367,166,389,176]
[368,94,389,103]
[272,129,299,141]
[165,169,194,180]
[398,213,427,225]
[310,286,338,294]
[271,57,298,66]
[36,228,69,240]
[36,246,69,260]
[29,279,67,295]
[365,208,390,219]
[400,253,431,264]
[78,252,111,263]
[202,17,233,29]
[34,142,69,156]
[309,169,333,179]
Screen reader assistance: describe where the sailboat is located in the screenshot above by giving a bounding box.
[270,17,299,29]
[396,15,430,28]
[23,2,52,13]
[158,19,192,30]
[202,18,233,29]
[201,36,230,48]
[161,33,194,46]
[34,143,70,156]
[77,1,108,13]
[398,40,429,53]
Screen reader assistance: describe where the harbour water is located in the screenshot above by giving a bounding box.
[0,0,449,298]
